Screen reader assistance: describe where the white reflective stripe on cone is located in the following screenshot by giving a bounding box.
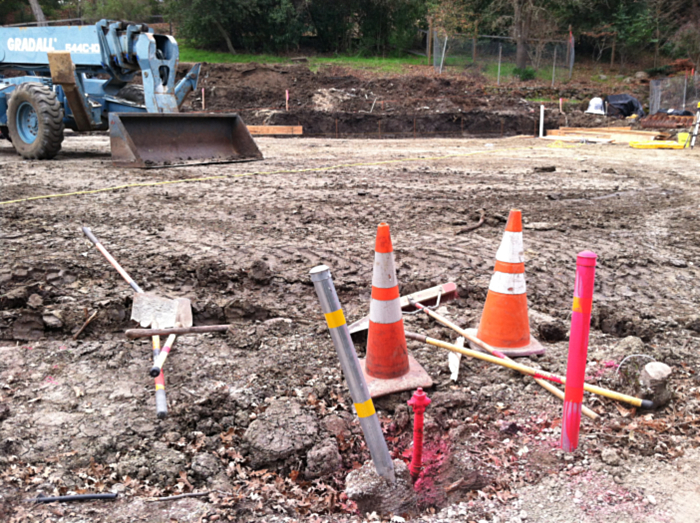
[488,271,527,295]
[369,297,403,324]
[372,251,398,288]
[495,231,524,264]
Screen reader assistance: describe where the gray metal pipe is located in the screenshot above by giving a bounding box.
[310,265,395,484]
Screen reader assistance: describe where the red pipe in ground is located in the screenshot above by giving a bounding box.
[407,387,431,481]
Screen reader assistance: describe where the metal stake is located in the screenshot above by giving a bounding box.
[310,265,395,484]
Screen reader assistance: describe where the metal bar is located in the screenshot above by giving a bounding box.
[310,265,395,483]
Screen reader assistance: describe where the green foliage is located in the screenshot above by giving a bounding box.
[1,0,61,25]
[168,0,303,53]
[81,0,159,23]
[612,1,655,64]
[513,66,536,80]
[671,22,700,67]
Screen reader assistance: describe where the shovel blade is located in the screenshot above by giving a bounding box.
[131,293,180,329]
[109,113,263,168]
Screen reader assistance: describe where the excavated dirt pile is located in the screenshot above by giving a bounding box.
[180,63,644,138]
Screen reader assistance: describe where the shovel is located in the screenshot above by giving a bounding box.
[127,281,193,379]
[137,296,193,377]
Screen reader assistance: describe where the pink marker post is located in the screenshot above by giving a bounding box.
[561,250,597,452]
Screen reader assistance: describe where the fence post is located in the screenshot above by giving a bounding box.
[497,44,502,86]
[565,25,571,67]
[472,21,478,63]
[439,35,448,74]
[551,46,557,88]
[427,17,433,66]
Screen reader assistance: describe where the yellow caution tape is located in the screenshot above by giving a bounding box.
[324,309,346,329]
[354,398,376,418]
[1,146,556,206]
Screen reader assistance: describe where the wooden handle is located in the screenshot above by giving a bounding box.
[411,302,599,419]
[126,324,231,339]
[406,331,652,409]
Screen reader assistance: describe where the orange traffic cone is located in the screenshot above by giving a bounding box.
[359,223,433,397]
[466,210,545,357]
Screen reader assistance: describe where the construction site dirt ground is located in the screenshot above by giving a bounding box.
[1,133,700,523]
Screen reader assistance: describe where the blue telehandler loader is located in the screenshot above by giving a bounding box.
[0,20,262,167]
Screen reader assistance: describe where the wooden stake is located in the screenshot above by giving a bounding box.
[201,87,205,110]
[406,331,651,408]
[73,310,98,340]
[427,17,433,66]
[410,302,598,420]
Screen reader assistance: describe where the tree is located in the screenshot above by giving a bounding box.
[27,0,47,25]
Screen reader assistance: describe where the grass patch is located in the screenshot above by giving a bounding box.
[179,47,426,73]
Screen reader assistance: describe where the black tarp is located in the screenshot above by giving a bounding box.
[604,94,645,118]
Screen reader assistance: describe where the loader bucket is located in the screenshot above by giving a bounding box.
[109,113,263,168]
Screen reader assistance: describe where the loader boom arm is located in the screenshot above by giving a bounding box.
[0,21,198,113]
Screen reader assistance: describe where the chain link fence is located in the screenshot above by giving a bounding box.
[432,33,574,85]
[649,72,700,115]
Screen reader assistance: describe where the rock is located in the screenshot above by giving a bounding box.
[449,449,490,491]
[190,453,223,480]
[42,313,63,330]
[345,459,416,516]
[601,448,621,466]
[682,314,700,333]
[0,403,10,423]
[598,74,608,80]
[634,71,649,80]
[117,454,148,477]
[243,399,319,468]
[324,414,350,439]
[639,361,673,408]
[533,166,556,173]
[150,443,187,483]
[27,294,43,308]
[0,286,28,309]
[12,311,44,340]
[249,260,273,284]
[537,320,567,342]
[305,439,342,479]
[613,336,645,359]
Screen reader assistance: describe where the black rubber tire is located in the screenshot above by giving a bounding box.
[7,83,64,160]
[116,85,145,105]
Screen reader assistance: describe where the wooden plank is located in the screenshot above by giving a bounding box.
[348,282,458,336]
[547,129,660,143]
[555,129,660,137]
[542,135,613,144]
[560,126,632,131]
[247,125,303,135]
